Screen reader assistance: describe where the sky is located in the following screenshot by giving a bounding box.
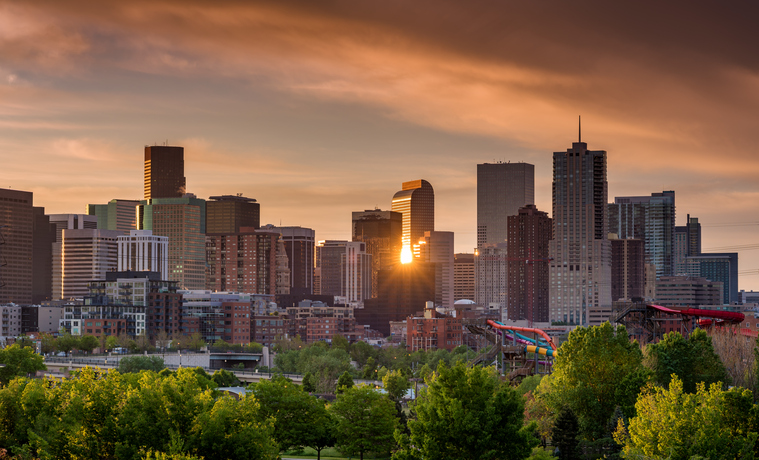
[1,1,758,289]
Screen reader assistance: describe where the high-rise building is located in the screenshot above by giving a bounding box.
[32,207,55,304]
[608,191,675,278]
[507,205,552,323]
[117,230,169,279]
[49,213,99,300]
[417,231,454,311]
[316,240,347,297]
[206,227,278,294]
[261,225,315,297]
[477,162,535,248]
[453,253,475,301]
[86,199,141,232]
[610,237,645,302]
[391,180,434,256]
[355,262,436,336]
[685,252,738,305]
[343,241,372,304]
[138,195,206,290]
[474,244,507,318]
[206,195,260,234]
[56,229,121,300]
[352,209,402,297]
[674,214,701,275]
[655,276,723,307]
[549,136,611,325]
[275,237,290,295]
[0,188,33,305]
[144,145,186,200]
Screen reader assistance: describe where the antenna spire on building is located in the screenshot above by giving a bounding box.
[579,115,582,143]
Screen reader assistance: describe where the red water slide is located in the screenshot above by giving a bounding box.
[486,320,558,351]
[648,304,745,323]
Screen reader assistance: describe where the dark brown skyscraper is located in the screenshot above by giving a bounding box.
[610,237,645,301]
[391,180,434,256]
[0,188,33,304]
[144,146,186,200]
[32,207,55,303]
[507,205,551,324]
[206,195,260,234]
[352,209,402,297]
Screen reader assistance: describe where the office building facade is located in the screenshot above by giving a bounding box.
[507,205,552,323]
[685,252,738,305]
[474,244,508,318]
[138,195,206,290]
[610,237,646,301]
[477,162,535,248]
[206,195,260,234]
[206,228,279,294]
[118,230,169,279]
[0,189,34,305]
[56,229,121,300]
[86,199,141,232]
[144,145,186,200]
[608,191,675,278]
[453,253,475,301]
[352,209,402,297]
[261,225,315,297]
[417,231,455,311]
[391,180,434,255]
[549,138,612,325]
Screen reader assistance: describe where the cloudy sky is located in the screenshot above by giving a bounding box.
[2,1,758,289]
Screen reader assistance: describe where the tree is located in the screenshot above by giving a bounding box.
[615,376,758,459]
[155,330,171,353]
[331,334,350,352]
[0,344,46,385]
[302,372,317,393]
[336,371,354,394]
[645,329,729,393]
[552,408,580,460]
[78,335,100,354]
[118,356,166,373]
[56,333,80,355]
[350,341,376,367]
[253,376,336,455]
[395,362,537,460]
[39,332,57,354]
[708,326,756,393]
[135,332,152,353]
[330,385,397,460]
[383,369,411,402]
[536,322,645,439]
[105,335,119,351]
[187,333,206,351]
[211,369,241,387]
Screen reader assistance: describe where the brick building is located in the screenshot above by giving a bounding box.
[406,303,463,352]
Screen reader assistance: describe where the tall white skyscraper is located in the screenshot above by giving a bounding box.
[55,229,121,300]
[549,136,611,325]
[118,230,169,279]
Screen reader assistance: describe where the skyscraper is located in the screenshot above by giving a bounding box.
[57,229,121,300]
[316,240,348,297]
[352,209,402,297]
[674,214,701,275]
[137,195,206,290]
[144,145,186,200]
[453,253,475,301]
[608,191,675,277]
[507,205,551,323]
[474,243,507,317]
[417,231,455,310]
[262,225,315,297]
[206,227,279,294]
[391,180,434,257]
[49,213,99,300]
[32,207,55,303]
[206,195,260,234]
[86,199,142,232]
[0,188,33,305]
[609,236,645,301]
[477,162,535,248]
[549,135,611,325]
[685,252,738,305]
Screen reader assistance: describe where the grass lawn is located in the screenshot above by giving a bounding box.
[281,446,390,459]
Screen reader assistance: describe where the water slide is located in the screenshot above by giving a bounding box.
[487,320,558,351]
[648,304,745,323]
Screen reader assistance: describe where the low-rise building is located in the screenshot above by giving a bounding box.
[406,302,462,352]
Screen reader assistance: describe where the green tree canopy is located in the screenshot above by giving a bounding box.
[118,356,166,373]
[616,376,758,459]
[645,329,730,393]
[330,385,397,460]
[0,344,46,386]
[552,407,580,460]
[536,322,645,439]
[78,335,100,353]
[252,376,336,456]
[395,362,537,460]
[211,369,240,387]
[336,371,354,394]
[382,369,411,402]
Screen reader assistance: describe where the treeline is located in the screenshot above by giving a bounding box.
[271,334,479,393]
[2,322,759,459]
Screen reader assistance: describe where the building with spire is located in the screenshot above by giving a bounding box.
[549,122,612,325]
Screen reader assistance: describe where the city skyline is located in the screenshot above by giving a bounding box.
[1,1,758,289]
